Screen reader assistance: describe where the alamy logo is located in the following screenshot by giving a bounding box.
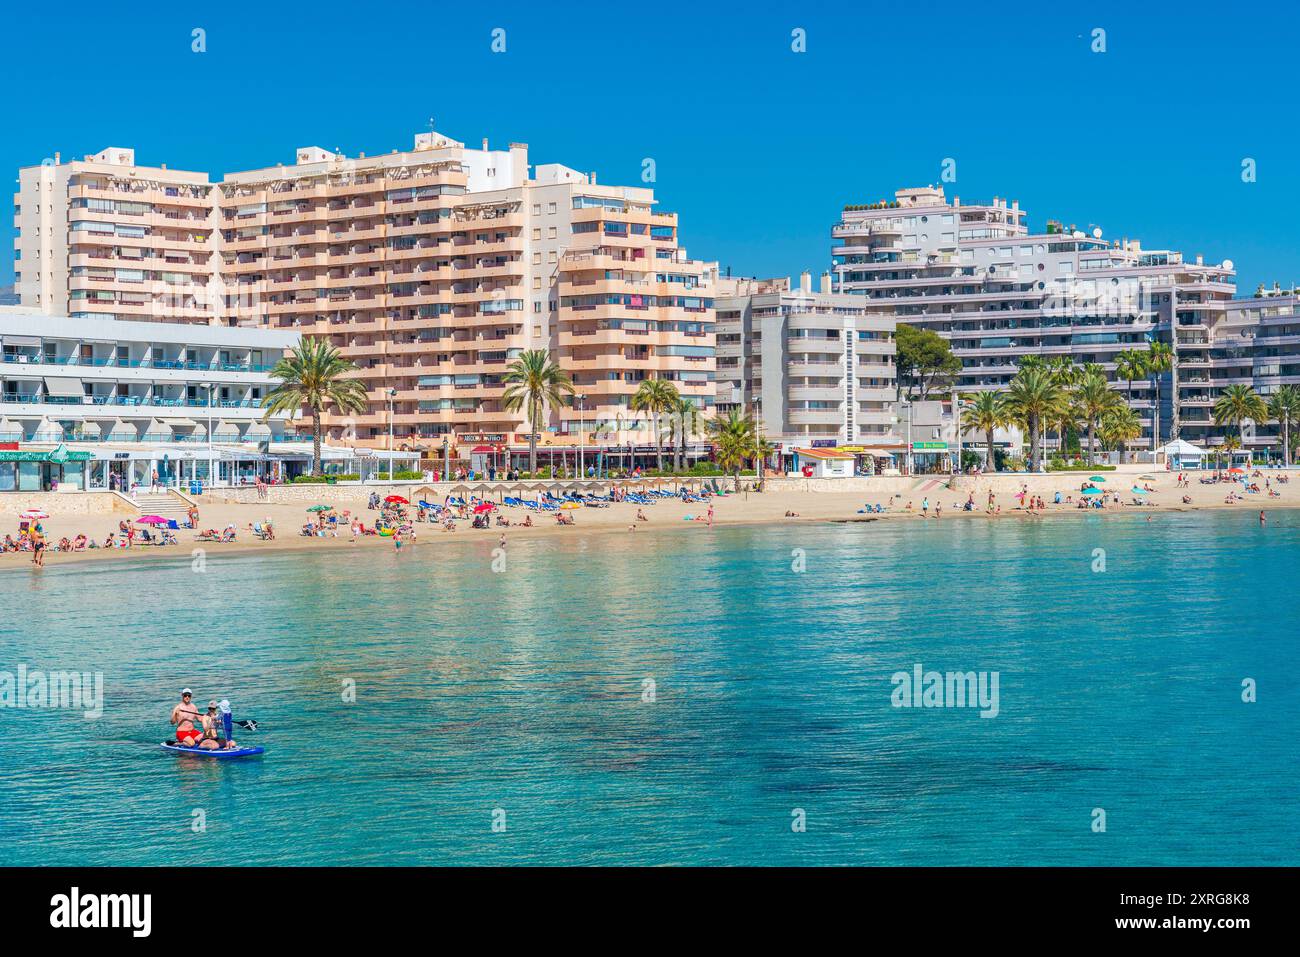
[0,665,103,718]
[891,663,1000,718]
[49,887,151,937]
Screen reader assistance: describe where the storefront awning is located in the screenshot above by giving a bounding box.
[43,376,86,398]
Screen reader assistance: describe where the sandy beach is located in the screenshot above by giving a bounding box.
[4,467,1297,572]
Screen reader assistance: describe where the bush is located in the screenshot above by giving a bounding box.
[1048,461,1116,472]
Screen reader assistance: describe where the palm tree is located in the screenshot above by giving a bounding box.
[1099,404,1142,463]
[1073,369,1123,465]
[502,349,573,473]
[667,396,697,472]
[631,378,680,472]
[1213,383,1267,448]
[1266,385,1300,466]
[706,408,757,491]
[261,336,369,476]
[1146,340,1174,448]
[1004,366,1066,472]
[1114,349,1148,407]
[962,391,1007,473]
[1044,355,1080,457]
[754,431,774,490]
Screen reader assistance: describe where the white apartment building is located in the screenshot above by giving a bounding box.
[832,186,1236,449]
[715,271,897,453]
[0,310,304,490]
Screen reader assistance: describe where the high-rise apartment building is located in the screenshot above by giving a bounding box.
[714,271,896,448]
[14,133,717,455]
[832,186,1237,449]
[14,147,217,323]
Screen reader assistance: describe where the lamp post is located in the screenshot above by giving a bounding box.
[442,435,450,483]
[386,387,397,482]
[577,393,586,479]
[206,383,215,488]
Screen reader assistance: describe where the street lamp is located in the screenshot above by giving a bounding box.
[206,383,215,488]
[386,387,397,482]
[577,393,586,478]
[442,434,450,483]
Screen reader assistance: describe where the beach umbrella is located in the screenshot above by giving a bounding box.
[1088,476,1107,482]
[473,502,494,514]
[1081,488,1103,497]
[1228,467,1245,475]
[136,515,170,525]
[306,504,333,512]
[384,494,409,504]
[17,509,48,520]
[1131,487,1149,495]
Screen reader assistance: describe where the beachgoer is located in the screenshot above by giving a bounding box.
[171,689,202,745]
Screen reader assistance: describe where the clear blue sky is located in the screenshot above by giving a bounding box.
[3,1,1298,294]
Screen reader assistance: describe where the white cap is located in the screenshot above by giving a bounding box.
[181,688,193,696]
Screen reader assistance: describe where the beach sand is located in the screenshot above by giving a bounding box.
[4,469,1296,572]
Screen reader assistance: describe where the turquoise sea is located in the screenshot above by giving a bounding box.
[1,511,1296,866]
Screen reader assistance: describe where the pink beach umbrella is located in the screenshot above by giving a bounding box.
[136,515,170,525]
[17,509,48,520]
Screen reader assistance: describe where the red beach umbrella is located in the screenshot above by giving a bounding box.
[384,495,409,504]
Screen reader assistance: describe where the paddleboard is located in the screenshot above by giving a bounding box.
[160,741,264,759]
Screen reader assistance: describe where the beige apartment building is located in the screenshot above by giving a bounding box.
[14,133,717,458]
[715,271,897,454]
[14,147,217,324]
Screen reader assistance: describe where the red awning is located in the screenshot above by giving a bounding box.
[471,445,496,453]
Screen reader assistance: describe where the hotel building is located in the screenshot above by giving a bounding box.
[14,133,717,463]
[831,186,1237,450]
[714,271,897,454]
[0,309,314,490]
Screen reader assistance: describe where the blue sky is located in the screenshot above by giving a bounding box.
[3,0,1298,294]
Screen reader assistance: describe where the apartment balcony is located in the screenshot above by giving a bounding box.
[787,386,844,402]
[787,408,844,426]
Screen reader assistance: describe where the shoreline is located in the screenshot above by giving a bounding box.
[4,489,1294,574]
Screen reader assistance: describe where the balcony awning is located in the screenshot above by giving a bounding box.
[168,418,198,428]
[145,419,173,436]
[244,421,271,438]
[103,419,137,438]
[32,419,65,440]
[43,376,86,398]
[0,418,21,437]
[3,335,41,347]
[77,420,102,437]
[212,420,240,438]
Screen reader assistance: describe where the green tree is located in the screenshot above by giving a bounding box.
[261,336,369,476]
[502,349,574,473]
[1073,368,1123,464]
[1266,385,1300,465]
[1114,349,1148,407]
[631,378,680,471]
[706,408,757,491]
[962,391,1008,473]
[1005,366,1066,471]
[1099,404,1143,463]
[1212,383,1267,446]
[896,324,962,400]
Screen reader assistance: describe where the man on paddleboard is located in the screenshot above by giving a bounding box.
[169,689,202,746]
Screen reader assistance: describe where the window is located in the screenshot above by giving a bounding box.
[532,204,541,216]
[547,202,556,214]
[547,227,557,239]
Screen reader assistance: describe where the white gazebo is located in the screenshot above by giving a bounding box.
[1155,439,1206,470]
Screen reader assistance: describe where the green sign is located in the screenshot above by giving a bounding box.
[911,442,949,451]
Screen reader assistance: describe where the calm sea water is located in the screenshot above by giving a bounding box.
[1,511,1296,866]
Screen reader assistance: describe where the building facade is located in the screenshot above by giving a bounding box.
[714,271,896,449]
[0,309,306,489]
[14,133,717,461]
[832,186,1237,450]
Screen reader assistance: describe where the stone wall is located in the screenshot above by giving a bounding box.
[2,491,134,515]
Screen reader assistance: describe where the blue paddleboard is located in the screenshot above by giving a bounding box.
[160,741,265,759]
